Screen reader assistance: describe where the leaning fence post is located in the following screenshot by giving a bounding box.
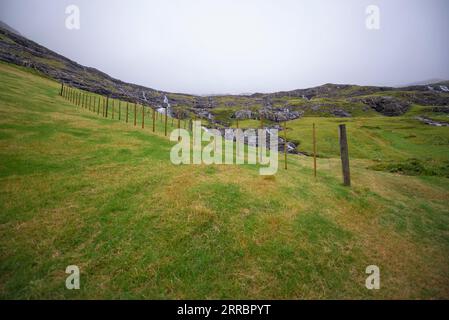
[338,124,351,186]
[313,123,317,178]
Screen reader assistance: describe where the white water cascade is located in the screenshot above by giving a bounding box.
[157,95,172,116]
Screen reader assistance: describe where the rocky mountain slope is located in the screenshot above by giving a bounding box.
[1,21,448,125]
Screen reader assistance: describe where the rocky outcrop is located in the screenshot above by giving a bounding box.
[232,108,302,122]
[356,96,410,116]
[432,106,449,113]
[210,127,298,153]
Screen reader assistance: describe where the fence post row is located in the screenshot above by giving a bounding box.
[61,87,337,181]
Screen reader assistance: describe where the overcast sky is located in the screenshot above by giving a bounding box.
[1,0,448,94]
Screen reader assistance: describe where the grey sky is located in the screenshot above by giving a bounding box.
[1,0,448,94]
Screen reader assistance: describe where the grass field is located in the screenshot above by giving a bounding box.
[1,62,449,299]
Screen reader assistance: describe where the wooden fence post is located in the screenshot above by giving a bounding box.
[164,106,168,136]
[126,103,129,123]
[60,82,64,96]
[338,124,351,186]
[118,101,121,120]
[97,97,100,115]
[142,105,145,129]
[177,112,181,141]
[105,97,109,118]
[152,108,155,132]
[134,103,137,126]
[313,123,317,178]
[284,121,288,170]
[112,100,115,119]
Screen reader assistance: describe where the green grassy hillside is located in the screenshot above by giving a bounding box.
[0,62,448,299]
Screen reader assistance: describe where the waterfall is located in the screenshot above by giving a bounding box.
[157,95,172,116]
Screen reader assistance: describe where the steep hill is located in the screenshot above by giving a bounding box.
[1,21,448,125]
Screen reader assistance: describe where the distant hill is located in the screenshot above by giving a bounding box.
[0,21,21,36]
[1,21,448,123]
